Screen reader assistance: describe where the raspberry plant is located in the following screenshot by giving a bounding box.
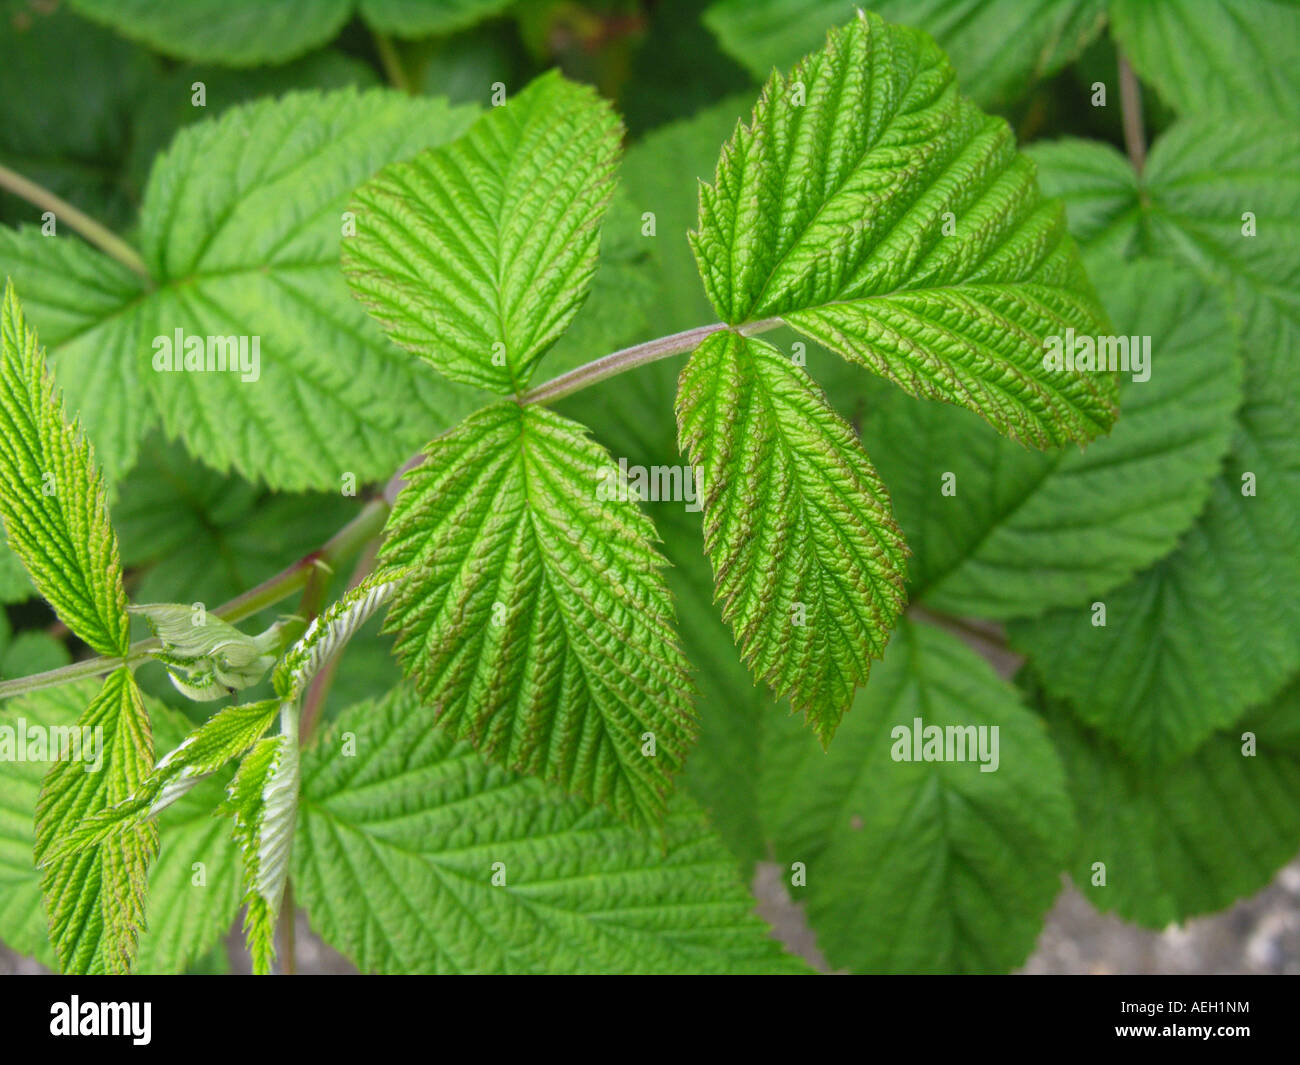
[0,1,1296,975]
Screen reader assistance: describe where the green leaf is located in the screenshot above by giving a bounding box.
[224,730,299,975]
[1109,0,1300,119]
[0,682,241,973]
[692,11,1117,449]
[0,282,130,656]
[1039,675,1300,928]
[274,569,402,702]
[47,698,282,863]
[294,687,805,974]
[344,71,623,394]
[1,89,486,491]
[67,0,516,66]
[760,620,1074,973]
[676,329,907,740]
[0,229,152,482]
[32,667,156,973]
[381,401,695,826]
[1015,118,1300,764]
[67,0,353,67]
[359,0,515,36]
[704,0,1105,108]
[133,605,281,702]
[862,258,1241,619]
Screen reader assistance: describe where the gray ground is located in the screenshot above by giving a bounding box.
[5,854,1298,974]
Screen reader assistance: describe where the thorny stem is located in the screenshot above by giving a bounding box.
[0,163,150,280]
[1117,53,1147,176]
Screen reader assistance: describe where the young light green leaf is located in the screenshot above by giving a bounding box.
[274,569,403,702]
[692,11,1116,449]
[0,282,130,657]
[132,604,281,701]
[294,687,805,974]
[0,682,242,974]
[33,667,156,974]
[343,71,623,394]
[676,329,907,740]
[1039,677,1300,928]
[381,402,696,826]
[760,620,1075,973]
[224,728,299,976]
[44,697,283,864]
[1109,0,1300,119]
[704,0,1105,108]
[862,259,1241,619]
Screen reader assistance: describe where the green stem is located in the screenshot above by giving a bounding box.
[373,32,413,94]
[519,319,782,406]
[0,499,390,702]
[0,163,150,280]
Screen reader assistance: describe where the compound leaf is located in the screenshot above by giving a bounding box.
[0,282,130,656]
[294,687,804,974]
[344,71,622,394]
[692,11,1116,449]
[676,329,907,740]
[381,402,695,826]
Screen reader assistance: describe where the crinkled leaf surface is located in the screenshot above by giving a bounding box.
[224,730,298,975]
[677,329,907,740]
[0,681,241,973]
[692,12,1116,449]
[293,687,804,974]
[861,259,1241,619]
[381,402,695,826]
[0,90,484,490]
[344,72,622,394]
[0,283,130,655]
[32,668,155,973]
